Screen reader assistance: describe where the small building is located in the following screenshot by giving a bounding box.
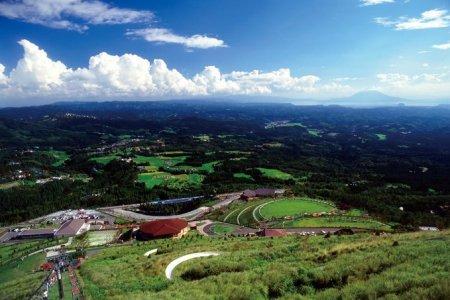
[419,226,439,231]
[138,218,189,240]
[15,228,56,240]
[55,219,90,237]
[256,228,287,237]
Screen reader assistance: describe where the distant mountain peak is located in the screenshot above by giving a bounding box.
[329,90,406,107]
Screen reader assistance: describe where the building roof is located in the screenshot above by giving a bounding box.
[255,188,276,197]
[140,218,188,237]
[242,189,257,198]
[19,228,55,237]
[257,228,287,237]
[55,219,86,236]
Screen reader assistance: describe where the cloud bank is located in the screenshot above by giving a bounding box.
[0,40,448,105]
[0,40,353,103]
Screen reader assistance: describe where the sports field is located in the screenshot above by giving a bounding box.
[86,230,118,247]
[258,198,334,219]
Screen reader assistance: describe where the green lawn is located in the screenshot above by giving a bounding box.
[257,167,292,180]
[308,129,321,137]
[0,180,35,190]
[283,216,391,230]
[0,253,46,300]
[45,150,69,167]
[137,172,167,189]
[197,161,219,173]
[193,135,210,142]
[211,223,235,235]
[137,172,204,190]
[376,133,387,141]
[233,173,253,181]
[259,197,334,219]
[89,155,119,165]
[48,271,72,300]
[76,230,449,299]
[133,155,187,167]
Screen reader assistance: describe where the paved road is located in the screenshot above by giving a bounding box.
[165,252,220,280]
[99,192,242,222]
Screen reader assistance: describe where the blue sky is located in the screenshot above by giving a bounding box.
[0,0,449,106]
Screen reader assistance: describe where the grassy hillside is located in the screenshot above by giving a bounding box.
[78,230,449,299]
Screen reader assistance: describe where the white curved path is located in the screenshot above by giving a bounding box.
[165,252,220,280]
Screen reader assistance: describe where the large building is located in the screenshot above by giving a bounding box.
[241,188,285,201]
[15,228,56,240]
[55,219,90,237]
[137,218,189,240]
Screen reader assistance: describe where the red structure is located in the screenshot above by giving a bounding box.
[138,218,189,240]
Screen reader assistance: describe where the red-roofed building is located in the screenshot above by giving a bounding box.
[138,218,189,240]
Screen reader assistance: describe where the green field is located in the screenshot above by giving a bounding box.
[45,150,69,167]
[0,252,46,300]
[233,172,253,181]
[210,223,235,235]
[133,155,187,167]
[283,216,391,230]
[48,271,72,300]
[308,129,321,137]
[376,133,387,141]
[259,197,334,219]
[77,230,450,299]
[138,172,204,190]
[0,181,21,190]
[89,155,119,165]
[257,167,292,180]
[193,134,210,142]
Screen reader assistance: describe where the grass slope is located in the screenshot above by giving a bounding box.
[78,230,450,299]
[257,167,292,181]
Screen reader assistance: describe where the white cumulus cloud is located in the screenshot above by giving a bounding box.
[126,28,227,49]
[433,41,450,50]
[0,40,356,102]
[0,0,153,32]
[375,9,450,30]
[360,0,394,6]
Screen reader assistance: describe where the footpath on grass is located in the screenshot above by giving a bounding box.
[165,252,220,280]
